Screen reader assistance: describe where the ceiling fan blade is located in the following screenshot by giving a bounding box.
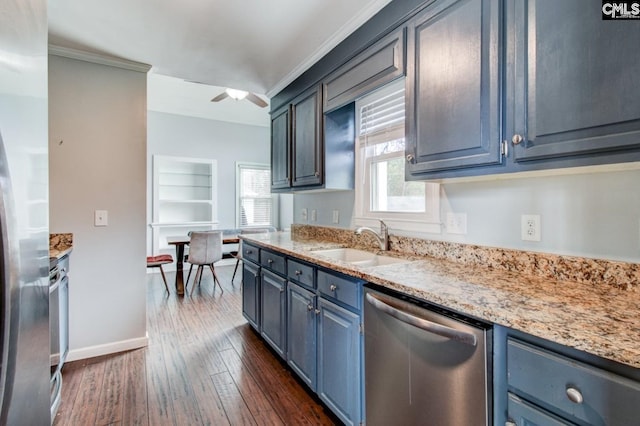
[246,92,268,108]
[211,92,229,102]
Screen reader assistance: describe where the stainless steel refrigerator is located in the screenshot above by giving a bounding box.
[0,0,51,424]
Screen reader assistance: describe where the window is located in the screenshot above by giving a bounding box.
[355,79,440,233]
[236,163,275,228]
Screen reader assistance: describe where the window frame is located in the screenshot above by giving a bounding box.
[235,162,278,229]
[353,80,441,234]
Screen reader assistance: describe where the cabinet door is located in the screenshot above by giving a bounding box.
[260,270,286,358]
[286,282,317,390]
[406,0,501,176]
[241,262,260,330]
[317,298,361,426]
[509,0,640,163]
[271,105,291,190]
[291,86,323,187]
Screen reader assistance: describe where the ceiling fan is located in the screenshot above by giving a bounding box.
[211,88,268,108]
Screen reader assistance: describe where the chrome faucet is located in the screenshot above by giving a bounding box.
[355,220,389,251]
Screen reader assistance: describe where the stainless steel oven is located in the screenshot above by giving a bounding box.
[49,256,69,419]
[364,286,492,426]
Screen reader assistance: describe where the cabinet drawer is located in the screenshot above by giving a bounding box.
[241,241,260,264]
[507,393,568,426]
[260,250,286,275]
[287,259,315,289]
[507,338,640,425]
[317,270,360,310]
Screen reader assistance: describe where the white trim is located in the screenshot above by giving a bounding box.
[49,45,151,73]
[66,335,149,362]
[266,0,394,97]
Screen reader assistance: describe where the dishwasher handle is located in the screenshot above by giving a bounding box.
[365,293,477,347]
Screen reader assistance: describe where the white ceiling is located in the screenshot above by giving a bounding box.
[48,0,393,98]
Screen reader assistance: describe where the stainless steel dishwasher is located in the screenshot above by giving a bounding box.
[364,287,492,426]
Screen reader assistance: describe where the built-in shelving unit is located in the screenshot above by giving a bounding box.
[150,155,218,255]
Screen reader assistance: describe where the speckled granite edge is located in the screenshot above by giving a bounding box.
[241,231,640,368]
[50,233,73,259]
[292,224,639,291]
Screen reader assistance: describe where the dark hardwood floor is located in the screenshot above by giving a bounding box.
[53,264,338,425]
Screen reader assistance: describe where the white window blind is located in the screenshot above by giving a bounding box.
[354,78,440,233]
[237,163,272,227]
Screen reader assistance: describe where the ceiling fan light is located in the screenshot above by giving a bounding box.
[225,88,248,100]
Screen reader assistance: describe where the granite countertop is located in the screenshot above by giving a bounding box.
[241,232,640,369]
[50,233,73,259]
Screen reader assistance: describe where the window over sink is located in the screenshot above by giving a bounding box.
[354,78,440,233]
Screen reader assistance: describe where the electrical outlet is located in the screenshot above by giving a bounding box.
[446,212,467,234]
[521,214,541,241]
[301,208,308,222]
[310,209,317,222]
[332,209,340,224]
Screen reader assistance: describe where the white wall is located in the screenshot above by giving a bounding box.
[294,166,640,262]
[49,55,149,359]
[146,111,270,253]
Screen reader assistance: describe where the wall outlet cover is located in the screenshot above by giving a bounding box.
[521,214,541,241]
[310,209,317,222]
[301,208,308,222]
[446,212,467,234]
[332,209,340,224]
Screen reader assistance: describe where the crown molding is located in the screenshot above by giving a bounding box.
[266,0,392,98]
[48,45,152,73]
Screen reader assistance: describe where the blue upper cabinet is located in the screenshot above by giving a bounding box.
[405,0,502,177]
[270,105,291,190]
[507,0,640,165]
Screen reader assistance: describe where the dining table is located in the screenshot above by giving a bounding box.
[166,229,241,296]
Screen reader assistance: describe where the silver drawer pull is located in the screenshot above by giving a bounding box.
[329,284,337,292]
[246,249,253,254]
[267,259,273,264]
[295,270,302,275]
[566,387,583,404]
[307,304,313,311]
[314,309,321,315]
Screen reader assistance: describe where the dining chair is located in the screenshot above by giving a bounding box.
[146,254,173,294]
[185,231,224,295]
[231,226,278,282]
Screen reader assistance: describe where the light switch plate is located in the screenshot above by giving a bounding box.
[310,209,317,222]
[95,210,108,226]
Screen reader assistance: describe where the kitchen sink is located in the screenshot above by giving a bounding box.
[311,248,408,267]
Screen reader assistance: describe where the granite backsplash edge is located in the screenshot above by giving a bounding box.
[291,224,639,291]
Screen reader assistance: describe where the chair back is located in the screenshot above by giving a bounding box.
[188,231,223,265]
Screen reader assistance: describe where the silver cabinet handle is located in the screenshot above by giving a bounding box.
[246,249,253,254]
[512,134,523,145]
[295,270,302,275]
[366,293,477,346]
[314,171,320,177]
[406,154,414,163]
[307,304,313,311]
[267,259,273,264]
[314,309,321,315]
[566,387,583,404]
[329,284,337,292]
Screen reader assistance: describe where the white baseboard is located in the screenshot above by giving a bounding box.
[66,335,149,362]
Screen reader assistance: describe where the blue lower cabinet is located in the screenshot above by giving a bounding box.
[260,270,287,358]
[317,297,361,426]
[241,262,260,330]
[287,282,317,390]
